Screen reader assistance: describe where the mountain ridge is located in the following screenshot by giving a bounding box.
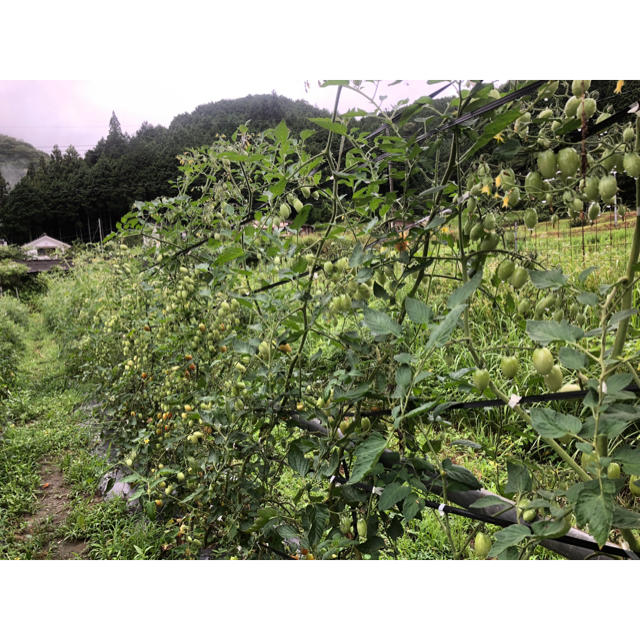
[0,134,47,189]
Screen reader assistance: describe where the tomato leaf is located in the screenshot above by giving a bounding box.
[308,117,348,136]
[402,495,423,521]
[288,444,310,477]
[347,433,388,484]
[488,524,531,557]
[378,483,412,511]
[447,271,483,309]
[304,503,329,548]
[528,268,568,290]
[215,246,245,266]
[442,458,481,490]
[504,461,532,497]
[405,297,432,324]
[558,347,587,370]
[469,495,512,509]
[611,505,640,529]
[461,109,522,162]
[530,407,582,439]
[426,304,466,350]
[571,479,617,548]
[577,292,599,307]
[363,308,402,337]
[525,320,584,345]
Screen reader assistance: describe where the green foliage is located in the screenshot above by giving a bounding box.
[12,79,640,560]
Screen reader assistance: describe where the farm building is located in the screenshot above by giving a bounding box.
[22,234,70,259]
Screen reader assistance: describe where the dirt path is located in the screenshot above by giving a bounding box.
[18,459,88,559]
[5,315,98,559]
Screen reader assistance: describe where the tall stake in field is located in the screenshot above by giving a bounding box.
[612,114,640,358]
[580,91,588,265]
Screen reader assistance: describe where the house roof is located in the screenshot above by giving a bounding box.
[22,234,71,250]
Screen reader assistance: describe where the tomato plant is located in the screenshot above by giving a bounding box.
[38,80,640,559]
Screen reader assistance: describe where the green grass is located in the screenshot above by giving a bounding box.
[0,309,168,560]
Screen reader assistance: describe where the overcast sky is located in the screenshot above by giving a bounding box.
[1,1,632,159]
[0,79,458,154]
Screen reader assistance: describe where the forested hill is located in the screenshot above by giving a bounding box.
[0,93,332,244]
[0,135,47,190]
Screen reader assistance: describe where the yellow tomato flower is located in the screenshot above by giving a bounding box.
[614,80,624,94]
[502,194,510,208]
[495,174,502,188]
[493,132,505,143]
[481,184,491,195]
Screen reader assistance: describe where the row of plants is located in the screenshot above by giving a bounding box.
[38,80,640,559]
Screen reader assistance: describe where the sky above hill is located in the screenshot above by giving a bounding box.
[0,79,458,155]
[1,2,626,159]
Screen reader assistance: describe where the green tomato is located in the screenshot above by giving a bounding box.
[279,203,291,219]
[583,176,600,201]
[523,509,537,523]
[517,299,531,316]
[508,187,521,207]
[523,209,538,230]
[599,175,618,201]
[472,368,490,392]
[339,514,352,535]
[357,518,368,539]
[510,267,529,290]
[480,233,499,252]
[524,171,544,198]
[623,126,635,144]
[576,98,597,120]
[501,356,519,379]
[544,365,563,392]
[470,222,485,242]
[581,451,599,473]
[630,475,640,497]
[497,260,515,282]
[537,150,557,179]
[498,168,516,191]
[483,213,497,231]
[504,231,515,248]
[571,198,583,213]
[606,462,621,480]
[258,340,270,359]
[532,347,554,375]
[623,152,640,178]
[474,532,492,559]
[571,80,591,97]
[550,515,572,539]
[564,96,580,117]
[557,147,580,179]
